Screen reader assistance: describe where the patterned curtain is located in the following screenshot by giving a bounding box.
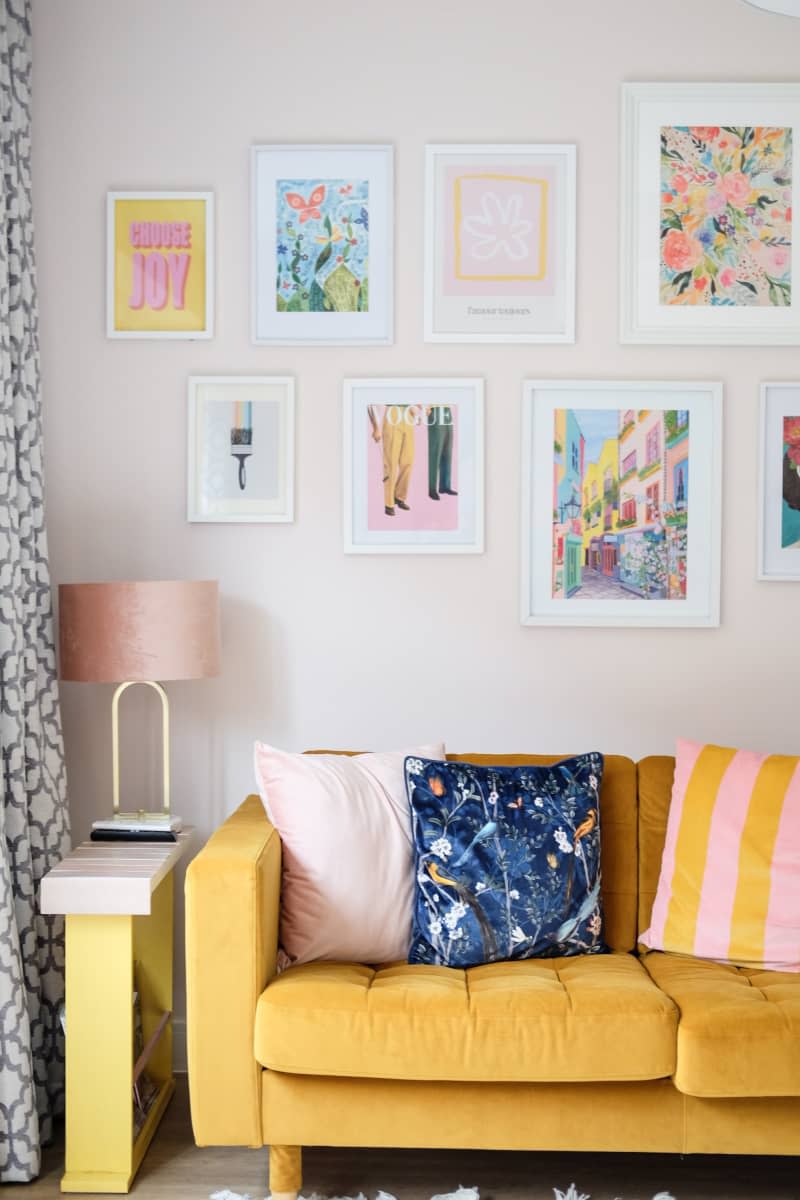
[0,0,70,1182]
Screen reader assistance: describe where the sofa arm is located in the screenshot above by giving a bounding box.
[185,794,280,1147]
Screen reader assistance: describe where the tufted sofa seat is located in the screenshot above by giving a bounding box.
[643,951,800,1097]
[255,956,676,1083]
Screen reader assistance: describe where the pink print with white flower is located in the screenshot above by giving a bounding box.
[443,163,557,297]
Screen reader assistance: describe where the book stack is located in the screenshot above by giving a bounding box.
[90,814,182,843]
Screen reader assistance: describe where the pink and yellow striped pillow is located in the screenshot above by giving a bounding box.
[641,739,800,971]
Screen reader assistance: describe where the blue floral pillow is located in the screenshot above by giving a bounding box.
[405,753,607,968]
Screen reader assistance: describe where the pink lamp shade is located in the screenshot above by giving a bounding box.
[58,580,221,683]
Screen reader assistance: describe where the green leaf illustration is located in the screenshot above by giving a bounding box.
[662,209,684,232]
[315,242,333,273]
[672,270,692,295]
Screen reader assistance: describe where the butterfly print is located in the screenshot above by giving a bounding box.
[285,184,326,223]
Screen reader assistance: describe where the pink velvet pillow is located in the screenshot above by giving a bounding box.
[254,741,445,965]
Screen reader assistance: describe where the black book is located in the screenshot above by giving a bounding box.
[90,828,177,843]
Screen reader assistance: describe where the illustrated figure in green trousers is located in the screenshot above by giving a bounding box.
[427,405,458,501]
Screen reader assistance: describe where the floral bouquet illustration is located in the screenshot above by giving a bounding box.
[660,125,792,307]
[276,178,369,313]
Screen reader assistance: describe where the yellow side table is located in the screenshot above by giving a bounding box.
[41,833,190,1193]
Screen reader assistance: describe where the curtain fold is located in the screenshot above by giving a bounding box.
[0,0,70,1182]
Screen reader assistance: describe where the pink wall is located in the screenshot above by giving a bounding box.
[31,0,800,1033]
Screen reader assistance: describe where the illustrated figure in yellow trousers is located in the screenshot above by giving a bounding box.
[368,403,420,516]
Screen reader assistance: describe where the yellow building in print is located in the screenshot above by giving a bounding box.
[583,436,619,574]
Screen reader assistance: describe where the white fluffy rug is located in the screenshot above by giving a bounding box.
[211,1192,478,1200]
[210,1187,675,1200]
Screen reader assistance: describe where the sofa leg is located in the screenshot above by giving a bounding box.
[269,1143,302,1199]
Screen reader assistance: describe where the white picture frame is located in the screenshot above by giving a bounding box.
[106,191,214,339]
[521,379,722,627]
[344,378,484,554]
[424,143,576,343]
[187,376,295,523]
[251,144,393,345]
[758,382,800,579]
[621,82,800,344]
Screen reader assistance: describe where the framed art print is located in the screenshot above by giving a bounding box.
[107,191,214,338]
[187,376,294,523]
[759,382,800,579]
[424,144,576,342]
[621,83,800,344]
[252,144,393,344]
[344,378,484,554]
[521,380,722,626]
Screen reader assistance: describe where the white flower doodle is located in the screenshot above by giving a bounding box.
[462,192,533,261]
[430,836,452,860]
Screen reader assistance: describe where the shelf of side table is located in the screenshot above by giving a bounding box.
[41,832,191,1194]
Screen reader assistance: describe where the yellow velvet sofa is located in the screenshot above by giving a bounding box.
[185,754,800,1197]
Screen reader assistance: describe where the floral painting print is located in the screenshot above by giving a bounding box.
[660,126,792,306]
[406,753,606,969]
[276,178,368,312]
[783,414,800,548]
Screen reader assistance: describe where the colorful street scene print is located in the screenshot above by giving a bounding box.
[276,178,368,312]
[660,126,792,307]
[553,408,689,601]
[783,414,800,548]
[366,402,459,531]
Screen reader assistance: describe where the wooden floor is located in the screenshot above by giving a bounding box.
[6,1076,799,1200]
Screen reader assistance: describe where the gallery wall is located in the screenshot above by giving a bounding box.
[31,0,800,1027]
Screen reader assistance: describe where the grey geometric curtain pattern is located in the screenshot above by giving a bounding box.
[0,0,71,1182]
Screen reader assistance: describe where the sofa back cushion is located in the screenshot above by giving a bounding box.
[637,755,676,943]
[447,753,637,953]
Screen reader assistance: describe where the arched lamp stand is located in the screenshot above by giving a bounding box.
[111,680,171,819]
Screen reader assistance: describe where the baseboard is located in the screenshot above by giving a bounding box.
[173,1017,187,1073]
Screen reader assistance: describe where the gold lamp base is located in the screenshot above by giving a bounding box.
[111,680,171,821]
